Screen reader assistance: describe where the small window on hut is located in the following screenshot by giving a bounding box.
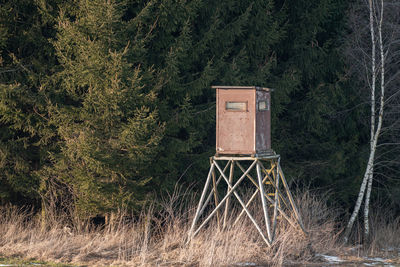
[258,100,269,111]
[225,101,247,111]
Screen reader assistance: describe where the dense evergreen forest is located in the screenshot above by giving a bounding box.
[1,0,399,220]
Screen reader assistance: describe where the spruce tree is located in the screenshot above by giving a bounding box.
[0,0,58,205]
[131,0,287,190]
[45,0,164,217]
[270,0,366,206]
[0,0,371,214]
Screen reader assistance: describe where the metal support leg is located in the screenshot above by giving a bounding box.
[236,160,299,230]
[198,160,231,218]
[257,161,272,242]
[259,160,289,210]
[188,155,306,246]
[211,159,220,227]
[192,160,258,237]
[215,160,271,247]
[270,159,280,241]
[278,162,307,235]
[187,163,215,241]
[223,161,234,229]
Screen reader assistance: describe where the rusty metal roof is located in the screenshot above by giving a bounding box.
[211,86,273,91]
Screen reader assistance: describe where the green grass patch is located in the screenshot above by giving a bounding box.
[0,256,82,267]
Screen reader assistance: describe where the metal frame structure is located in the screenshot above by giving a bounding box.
[187,153,307,246]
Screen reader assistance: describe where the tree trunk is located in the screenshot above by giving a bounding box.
[344,147,375,243]
[363,171,373,239]
[344,0,385,243]
[363,0,377,241]
[364,0,385,241]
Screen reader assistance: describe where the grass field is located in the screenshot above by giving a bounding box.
[0,189,399,266]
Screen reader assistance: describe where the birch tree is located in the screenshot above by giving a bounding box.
[344,0,400,243]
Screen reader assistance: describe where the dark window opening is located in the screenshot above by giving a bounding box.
[225,101,247,111]
[258,100,269,111]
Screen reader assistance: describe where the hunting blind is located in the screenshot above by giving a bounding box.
[214,86,272,156]
[187,86,306,247]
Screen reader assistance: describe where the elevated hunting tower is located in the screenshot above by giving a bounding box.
[188,86,306,247]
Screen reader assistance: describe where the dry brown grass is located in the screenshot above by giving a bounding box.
[345,208,400,258]
[1,189,396,267]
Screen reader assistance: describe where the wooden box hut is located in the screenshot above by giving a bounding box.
[212,86,273,156]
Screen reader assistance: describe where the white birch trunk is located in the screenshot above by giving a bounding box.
[363,0,377,240]
[344,0,386,243]
[363,171,373,238]
[344,144,375,242]
[364,0,385,240]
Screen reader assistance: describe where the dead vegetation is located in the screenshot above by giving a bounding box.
[0,189,398,267]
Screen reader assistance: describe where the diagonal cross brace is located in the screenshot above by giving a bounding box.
[214,160,272,246]
[198,160,231,218]
[187,155,307,246]
[234,161,299,230]
[190,160,258,239]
